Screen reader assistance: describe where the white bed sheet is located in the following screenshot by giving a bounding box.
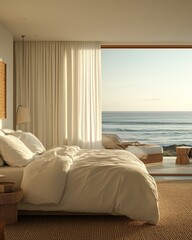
[18,147,159,225]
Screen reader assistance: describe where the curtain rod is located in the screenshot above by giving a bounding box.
[101,45,192,48]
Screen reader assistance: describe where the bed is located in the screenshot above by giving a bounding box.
[0,130,160,225]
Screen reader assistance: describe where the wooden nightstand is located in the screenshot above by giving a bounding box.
[0,221,5,240]
[0,189,23,224]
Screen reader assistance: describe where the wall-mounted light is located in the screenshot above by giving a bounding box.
[16,105,30,125]
[16,35,31,126]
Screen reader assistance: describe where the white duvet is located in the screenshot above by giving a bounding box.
[21,146,160,225]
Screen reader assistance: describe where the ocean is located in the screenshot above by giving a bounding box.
[102,111,192,147]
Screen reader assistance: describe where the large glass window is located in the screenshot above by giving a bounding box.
[101,48,192,149]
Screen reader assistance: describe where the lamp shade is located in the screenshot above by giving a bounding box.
[16,105,31,124]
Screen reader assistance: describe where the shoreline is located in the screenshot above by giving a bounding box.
[163,144,192,156]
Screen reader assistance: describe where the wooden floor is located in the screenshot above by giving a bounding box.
[146,157,192,180]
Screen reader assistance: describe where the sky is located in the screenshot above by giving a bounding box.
[102,49,192,111]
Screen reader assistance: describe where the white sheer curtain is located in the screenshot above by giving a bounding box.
[14,41,102,149]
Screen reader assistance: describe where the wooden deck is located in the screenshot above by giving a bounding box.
[146,157,192,178]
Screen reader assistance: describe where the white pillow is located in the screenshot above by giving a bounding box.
[0,156,4,166]
[0,135,34,167]
[1,129,15,135]
[12,131,46,154]
[0,131,5,136]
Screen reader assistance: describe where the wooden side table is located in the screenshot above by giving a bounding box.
[176,146,191,165]
[0,189,23,224]
[0,221,5,240]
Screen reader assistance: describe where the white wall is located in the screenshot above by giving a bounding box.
[0,23,13,129]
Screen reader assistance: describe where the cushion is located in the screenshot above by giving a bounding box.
[126,144,163,159]
[0,135,34,167]
[102,134,124,149]
[12,131,46,154]
[1,129,15,135]
[102,133,141,150]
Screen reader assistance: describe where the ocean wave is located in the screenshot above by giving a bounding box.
[102,121,192,125]
[102,112,192,146]
[102,127,192,133]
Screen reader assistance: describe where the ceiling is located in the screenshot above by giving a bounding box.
[1,0,192,44]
